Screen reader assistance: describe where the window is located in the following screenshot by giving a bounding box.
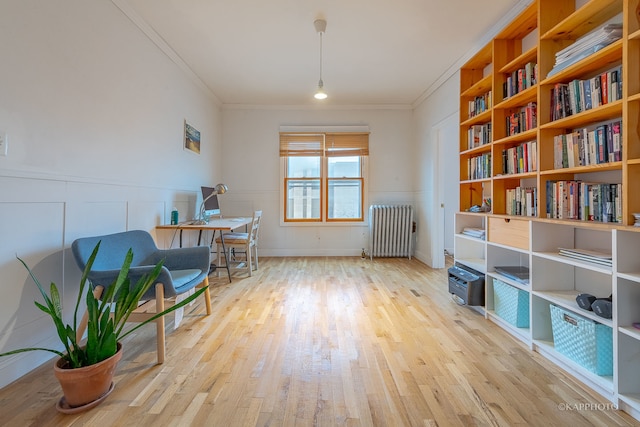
[280,132,369,223]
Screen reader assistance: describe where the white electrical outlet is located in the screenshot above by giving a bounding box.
[0,132,7,156]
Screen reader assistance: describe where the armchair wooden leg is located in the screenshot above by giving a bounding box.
[75,286,104,344]
[199,276,212,315]
[155,283,165,364]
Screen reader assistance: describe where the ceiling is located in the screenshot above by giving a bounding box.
[120,0,525,107]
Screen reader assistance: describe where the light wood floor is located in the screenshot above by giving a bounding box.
[0,257,638,426]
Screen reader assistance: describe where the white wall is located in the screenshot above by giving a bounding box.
[413,73,461,266]
[0,0,221,387]
[220,107,415,256]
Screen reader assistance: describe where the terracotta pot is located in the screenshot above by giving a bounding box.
[54,343,123,408]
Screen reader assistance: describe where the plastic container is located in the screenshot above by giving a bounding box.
[171,208,179,225]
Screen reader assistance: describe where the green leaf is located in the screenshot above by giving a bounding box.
[73,242,100,333]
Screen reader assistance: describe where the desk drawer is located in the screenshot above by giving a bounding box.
[488,217,530,250]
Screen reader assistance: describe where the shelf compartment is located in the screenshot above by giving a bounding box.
[460,42,492,95]
[455,258,486,274]
[549,304,613,376]
[540,99,623,130]
[625,97,640,163]
[540,0,623,41]
[540,39,623,85]
[615,229,640,275]
[460,143,492,156]
[487,271,529,290]
[492,128,537,147]
[630,29,640,40]
[617,276,640,330]
[533,251,613,275]
[494,85,537,110]
[618,333,640,408]
[459,181,489,213]
[620,326,640,340]
[487,242,530,270]
[532,289,614,328]
[531,296,614,396]
[618,272,640,283]
[496,1,538,40]
[460,109,492,128]
[539,161,623,175]
[531,221,613,256]
[493,171,537,180]
[461,74,493,98]
[498,46,538,74]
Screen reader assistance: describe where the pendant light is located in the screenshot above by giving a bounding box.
[314,19,327,100]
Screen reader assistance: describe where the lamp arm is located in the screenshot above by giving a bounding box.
[198,191,218,223]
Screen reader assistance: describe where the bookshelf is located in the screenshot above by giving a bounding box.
[456,0,640,421]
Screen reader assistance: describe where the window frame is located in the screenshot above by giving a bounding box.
[280,131,369,225]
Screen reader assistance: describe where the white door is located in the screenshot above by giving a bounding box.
[433,113,459,266]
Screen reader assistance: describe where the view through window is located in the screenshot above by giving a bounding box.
[280,132,369,223]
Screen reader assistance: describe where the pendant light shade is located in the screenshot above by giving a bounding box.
[313,19,327,100]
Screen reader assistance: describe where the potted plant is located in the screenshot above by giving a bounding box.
[0,241,207,412]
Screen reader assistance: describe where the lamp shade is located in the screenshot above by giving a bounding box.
[214,183,228,194]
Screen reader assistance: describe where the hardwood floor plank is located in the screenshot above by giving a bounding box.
[0,257,638,426]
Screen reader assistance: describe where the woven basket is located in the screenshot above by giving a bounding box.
[493,279,529,328]
[549,304,613,376]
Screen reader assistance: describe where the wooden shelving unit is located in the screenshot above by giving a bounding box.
[456,0,640,422]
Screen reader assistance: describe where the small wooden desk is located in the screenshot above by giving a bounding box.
[157,217,252,282]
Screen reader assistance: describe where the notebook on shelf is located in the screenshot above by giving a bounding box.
[493,266,530,284]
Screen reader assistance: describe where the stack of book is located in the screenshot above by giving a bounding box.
[553,120,622,169]
[467,123,492,149]
[550,66,622,121]
[545,180,622,223]
[468,91,491,119]
[461,227,485,240]
[506,186,537,217]
[548,23,622,77]
[503,62,538,99]
[505,102,537,137]
[558,247,612,267]
[502,140,537,175]
[634,213,640,227]
[467,153,491,180]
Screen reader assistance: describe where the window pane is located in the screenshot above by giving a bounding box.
[288,157,321,178]
[287,179,321,219]
[328,156,360,177]
[328,179,362,219]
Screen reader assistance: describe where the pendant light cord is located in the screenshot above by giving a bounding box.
[318,31,323,84]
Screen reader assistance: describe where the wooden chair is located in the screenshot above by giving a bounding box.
[216,210,262,276]
[71,230,212,363]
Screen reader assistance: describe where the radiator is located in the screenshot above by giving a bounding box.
[369,205,414,259]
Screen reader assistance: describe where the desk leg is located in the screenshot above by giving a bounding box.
[219,230,232,283]
[179,230,183,248]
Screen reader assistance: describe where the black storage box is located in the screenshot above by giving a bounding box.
[448,264,485,306]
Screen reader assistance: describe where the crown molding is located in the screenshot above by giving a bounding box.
[110,0,222,106]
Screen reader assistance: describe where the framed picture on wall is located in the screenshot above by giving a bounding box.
[184,120,201,154]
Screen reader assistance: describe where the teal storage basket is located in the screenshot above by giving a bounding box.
[549,304,613,376]
[493,279,529,328]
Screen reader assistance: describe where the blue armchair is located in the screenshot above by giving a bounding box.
[71,230,212,363]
